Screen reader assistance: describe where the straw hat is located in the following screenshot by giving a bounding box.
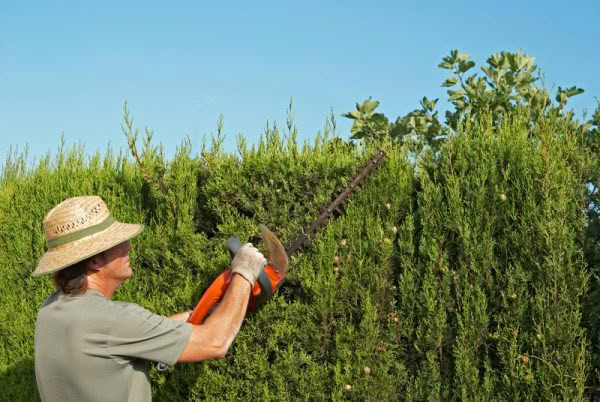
[33,196,144,276]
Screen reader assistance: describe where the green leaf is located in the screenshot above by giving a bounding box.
[507,52,518,71]
[566,86,585,97]
[360,98,380,115]
[487,53,502,68]
[442,77,458,87]
[481,65,492,79]
[341,111,362,120]
[371,113,389,126]
[523,56,536,70]
[421,97,438,111]
[465,85,477,98]
[555,90,568,106]
[505,72,515,86]
[458,60,475,73]
[439,50,459,69]
[448,89,465,101]
[457,52,471,62]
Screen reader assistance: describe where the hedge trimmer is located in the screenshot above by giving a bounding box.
[187,149,387,325]
[157,150,386,371]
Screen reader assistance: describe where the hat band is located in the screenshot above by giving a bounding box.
[47,216,116,248]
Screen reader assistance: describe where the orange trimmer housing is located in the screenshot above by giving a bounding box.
[187,225,288,325]
[187,263,284,325]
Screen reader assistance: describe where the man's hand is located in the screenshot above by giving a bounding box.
[231,243,267,286]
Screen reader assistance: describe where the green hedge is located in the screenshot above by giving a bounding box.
[0,111,595,400]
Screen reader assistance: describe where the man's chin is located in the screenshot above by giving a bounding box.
[121,268,133,281]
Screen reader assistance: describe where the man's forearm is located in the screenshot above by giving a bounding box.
[170,310,192,322]
[171,274,250,323]
[177,273,252,362]
[202,274,252,344]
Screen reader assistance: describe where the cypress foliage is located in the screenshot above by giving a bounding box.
[396,112,590,400]
[0,110,594,400]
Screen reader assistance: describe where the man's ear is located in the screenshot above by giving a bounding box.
[85,252,105,273]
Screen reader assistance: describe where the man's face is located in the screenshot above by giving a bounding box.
[101,240,132,282]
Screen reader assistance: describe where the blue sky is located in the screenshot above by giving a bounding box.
[1,1,599,162]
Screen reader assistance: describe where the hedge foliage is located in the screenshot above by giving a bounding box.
[0,108,597,400]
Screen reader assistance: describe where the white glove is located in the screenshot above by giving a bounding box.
[231,243,267,286]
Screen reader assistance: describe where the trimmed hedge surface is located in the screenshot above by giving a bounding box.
[0,112,594,400]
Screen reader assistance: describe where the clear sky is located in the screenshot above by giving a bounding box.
[1,1,599,162]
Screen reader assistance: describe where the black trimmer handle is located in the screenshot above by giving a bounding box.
[227,237,243,257]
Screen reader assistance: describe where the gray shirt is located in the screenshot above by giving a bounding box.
[34,290,193,402]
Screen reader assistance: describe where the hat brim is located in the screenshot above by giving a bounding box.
[33,221,144,276]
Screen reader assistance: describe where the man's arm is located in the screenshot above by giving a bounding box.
[177,274,251,362]
[176,243,265,362]
[169,310,192,322]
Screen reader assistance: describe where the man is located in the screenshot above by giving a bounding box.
[33,195,266,401]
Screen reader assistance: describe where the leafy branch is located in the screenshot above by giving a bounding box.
[121,102,169,195]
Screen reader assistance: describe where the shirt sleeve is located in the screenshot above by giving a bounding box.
[107,302,193,366]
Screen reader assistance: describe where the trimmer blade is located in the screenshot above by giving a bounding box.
[259,224,289,277]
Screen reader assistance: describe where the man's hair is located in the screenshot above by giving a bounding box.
[53,252,105,295]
